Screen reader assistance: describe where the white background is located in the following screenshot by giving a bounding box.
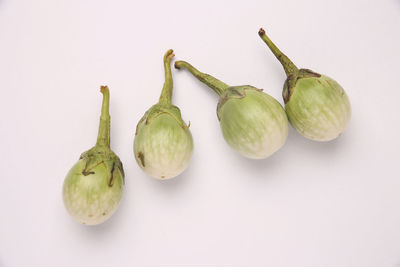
[1,0,400,266]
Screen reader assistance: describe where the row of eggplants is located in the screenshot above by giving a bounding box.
[63,28,351,225]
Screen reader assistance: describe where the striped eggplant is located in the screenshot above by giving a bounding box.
[175,60,288,159]
[259,28,351,141]
[134,50,193,179]
[63,86,124,225]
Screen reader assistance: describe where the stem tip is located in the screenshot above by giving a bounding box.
[100,85,109,93]
[258,28,265,37]
[174,61,183,69]
[164,49,175,62]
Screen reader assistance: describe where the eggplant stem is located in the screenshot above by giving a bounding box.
[159,49,175,105]
[174,60,229,97]
[258,28,298,77]
[96,85,111,147]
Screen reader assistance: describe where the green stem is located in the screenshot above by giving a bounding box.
[258,28,298,77]
[174,60,229,97]
[158,49,174,105]
[96,85,110,147]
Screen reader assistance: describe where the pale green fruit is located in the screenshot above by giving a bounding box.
[63,86,124,225]
[134,105,193,179]
[63,154,124,225]
[218,86,288,159]
[285,74,351,141]
[134,50,193,179]
[175,61,288,159]
[259,28,351,141]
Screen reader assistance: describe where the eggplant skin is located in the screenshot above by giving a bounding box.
[285,74,351,141]
[63,159,124,225]
[218,87,289,159]
[134,112,193,179]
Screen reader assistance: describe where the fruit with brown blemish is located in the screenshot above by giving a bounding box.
[62,86,124,225]
[134,50,193,179]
